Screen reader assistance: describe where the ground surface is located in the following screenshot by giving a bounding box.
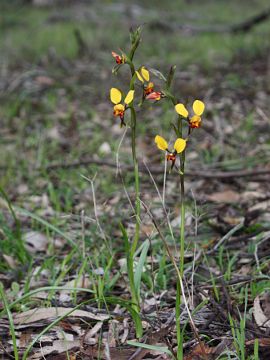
[0,0,270,359]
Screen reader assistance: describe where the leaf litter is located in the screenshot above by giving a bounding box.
[0,2,270,359]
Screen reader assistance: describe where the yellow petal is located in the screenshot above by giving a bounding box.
[174,138,186,153]
[193,100,205,116]
[175,104,189,118]
[136,71,144,83]
[124,90,134,104]
[141,67,150,82]
[110,88,122,104]
[155,135,168,151]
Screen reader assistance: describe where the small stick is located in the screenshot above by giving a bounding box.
[207,220,244,254]
[40,158,270,179]
[80,173,112,255]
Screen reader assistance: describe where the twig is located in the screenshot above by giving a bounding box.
[198,275,270,288]
[162,152,167,206]
[80,173,112,255]
[207,221,244,254]
[143,160,176,245]
[16,157,270,179]
[230,7,270,33]
[148,7,270,34]
[254,231,270,275]
[184,249,202,276]
[115,127,128,175]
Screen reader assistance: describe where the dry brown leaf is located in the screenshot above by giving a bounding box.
[240,191,266,202]
[23,231,49,253]
[120,318,129,344]
[84,321,103,345]
[207,190,241,204]
[3,255,17,269]
[261,292,270,317]
[250,200,270,212]
[46,126,62,141]
[35,75,55,86]
[13,307,110,325]
[246,338,270,347]
[58,320,82,336]
[253,296,270,329]
[59,276,91,302]
[108,320,118,347]
[29,339,80,359]
[223,216,244,226]
[19,332,32,347]
[184,342,215,360]
[237,264,252,276]
[141,224,155,236]
[99,142,111,154]
[81,346,134,359]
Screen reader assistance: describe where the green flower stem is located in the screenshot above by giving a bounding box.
[130,107,140,256]
[128,103,141,315]
[179,153,185,277]
[129,69,141,260]
[127,59,136,77]
[176,115,185,278]
[126,60,141,313]
[129,33,141,62]
[174,114,186,360]
[176,174,186,359]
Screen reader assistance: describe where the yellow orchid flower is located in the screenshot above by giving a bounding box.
[136,66,150,83]
[155,135,186,170]
[136,66,159,98]
[110,88,134,127]
[175,100,205,128]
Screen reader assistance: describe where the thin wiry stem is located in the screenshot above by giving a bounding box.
[80,174,112,255]
[129,107,141,258]
[115,126,128,175]
[143,160,175,245]
[162,152,168,206]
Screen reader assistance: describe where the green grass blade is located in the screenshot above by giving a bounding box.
[119,222,139,311]
[0,186,29,263]
[254,338,259,360]
[0,282,19,360]
[15,207,78,249]
[119,222,130,253]
[127,340,172,356]
[134,239,149,298]
[105,296,143,338]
